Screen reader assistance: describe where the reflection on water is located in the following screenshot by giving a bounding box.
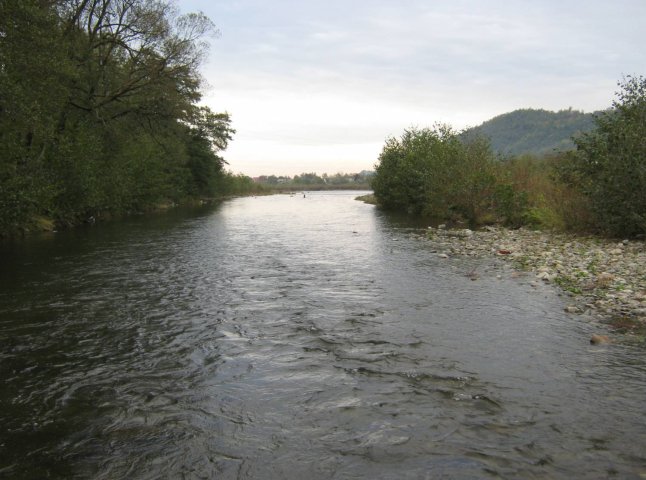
[1,191,645,479]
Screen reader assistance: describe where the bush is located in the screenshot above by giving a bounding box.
[499,153,593,231]
[372,125,498,225]
[493,183,529,228]
[564,76,646,236]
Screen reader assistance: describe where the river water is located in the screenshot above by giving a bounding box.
[0,191,644,479]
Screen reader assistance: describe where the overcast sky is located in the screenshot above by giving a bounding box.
[178,0,645,176]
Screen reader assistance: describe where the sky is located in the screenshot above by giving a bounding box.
[177,0,645,176]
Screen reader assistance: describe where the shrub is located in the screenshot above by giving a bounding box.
[564,76,646,236]
[500,153,594,231]
[493,183,529,228]
[372,125,499,225]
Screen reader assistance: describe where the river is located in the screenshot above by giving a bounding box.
[1,191,644,479]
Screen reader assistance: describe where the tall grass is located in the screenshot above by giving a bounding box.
[501,153,594,231]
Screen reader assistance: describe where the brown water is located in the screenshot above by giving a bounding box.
[1,191,645,479]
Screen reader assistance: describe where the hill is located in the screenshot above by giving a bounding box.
[463,108,598,157]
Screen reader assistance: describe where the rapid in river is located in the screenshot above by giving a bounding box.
[1,191,645,479]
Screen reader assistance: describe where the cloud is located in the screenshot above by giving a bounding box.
[181,0,646,175]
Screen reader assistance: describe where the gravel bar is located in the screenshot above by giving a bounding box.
[426,225,646,334]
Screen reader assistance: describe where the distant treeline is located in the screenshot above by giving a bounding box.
[371,77,646,237]
[255,171,374,190]
[0,0,260,236]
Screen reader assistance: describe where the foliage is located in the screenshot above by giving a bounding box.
[493,183,528,228]
[453,134,500,224]
[371,127,598,231]
[559,76,646,236]
[355,193,377,205]
[372,126,499,225]
[553,274,583,295]
[292,172,325,185]
[463,108,596,157]
[499,154,593,231]
[371,78,644,236]
[0,0,240,236]
[218,171,266,196]
[255,171,373,189]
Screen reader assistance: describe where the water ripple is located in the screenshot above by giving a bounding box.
[1,192,645,479]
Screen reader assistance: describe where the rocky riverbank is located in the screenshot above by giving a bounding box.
[425,225,646,339]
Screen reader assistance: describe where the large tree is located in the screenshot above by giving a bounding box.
[59,0,213,122]
[0,0,235,234]
[0,0,72,230]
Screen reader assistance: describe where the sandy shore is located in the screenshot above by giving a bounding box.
[425,225,646,338]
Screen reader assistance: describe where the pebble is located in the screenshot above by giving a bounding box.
[425,225,646,325]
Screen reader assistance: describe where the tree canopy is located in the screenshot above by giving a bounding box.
[0,0,245,236]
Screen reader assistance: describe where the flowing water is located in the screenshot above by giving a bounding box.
[1,191,645,479]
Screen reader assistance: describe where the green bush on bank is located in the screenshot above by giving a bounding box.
[370,127,598,232]
[558,76,646,237]
[372,125,503,227]
[372,76,645,237]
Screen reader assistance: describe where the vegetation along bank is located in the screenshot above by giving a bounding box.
[371,76,646,239]
[0,1,264,237]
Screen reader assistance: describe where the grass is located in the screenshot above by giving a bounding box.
[553,274,583,295]
[355,194,378,205]
[512,255,533,271]
[32,215,56,232]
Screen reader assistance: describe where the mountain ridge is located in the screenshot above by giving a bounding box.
[463,108,599,157]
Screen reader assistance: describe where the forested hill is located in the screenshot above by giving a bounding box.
[463,108,597,156]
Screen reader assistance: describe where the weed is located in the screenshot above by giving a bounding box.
[512,255,533,271]
[553,275,583,295]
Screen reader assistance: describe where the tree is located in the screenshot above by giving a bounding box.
[0,0,236,235]
[454,134,498,224]
[565,76,646,236]
[293,172,323,185]
[58,0,216,124]
[0,0,73,232]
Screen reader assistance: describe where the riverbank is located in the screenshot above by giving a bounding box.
[8,200,216,236]
[425,225,646,339]
[267,184,371,193]
[2,193,270,238]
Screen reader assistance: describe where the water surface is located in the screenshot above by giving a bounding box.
[1,191,644,479]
